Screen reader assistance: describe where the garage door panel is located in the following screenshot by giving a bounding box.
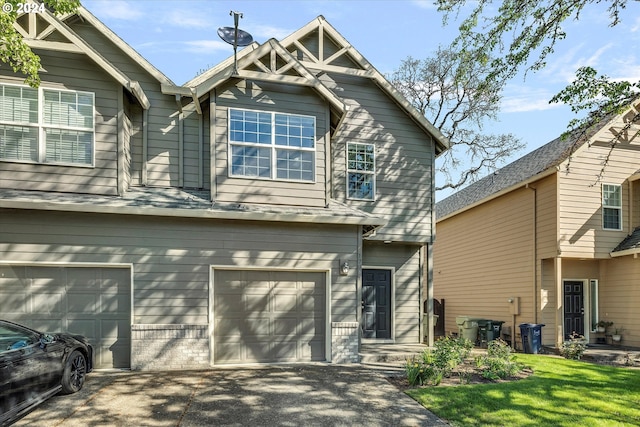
[31,292,63,314]
[214,270,326,364]
[0,266,131,369]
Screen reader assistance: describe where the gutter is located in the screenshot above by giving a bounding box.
[0,199,386,228]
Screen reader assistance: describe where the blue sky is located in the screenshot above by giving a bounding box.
[82,0,640,199]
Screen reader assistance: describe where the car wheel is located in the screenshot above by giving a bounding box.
[61,350,87,394]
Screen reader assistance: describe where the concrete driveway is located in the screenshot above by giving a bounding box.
[14,365,447,426]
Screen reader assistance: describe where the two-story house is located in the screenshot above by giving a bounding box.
[0,6,448,370]
[435,102,640,349]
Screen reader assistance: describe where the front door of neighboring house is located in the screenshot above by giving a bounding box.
[362,269,391,339]
[563,280,585,339]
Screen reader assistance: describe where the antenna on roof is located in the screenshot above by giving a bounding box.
[217,11,253,75]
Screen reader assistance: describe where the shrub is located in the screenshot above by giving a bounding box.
[405,336,473,386]
[560,333,587,360]
[475,339,524,380]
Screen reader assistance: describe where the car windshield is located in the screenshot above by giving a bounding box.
[0,323,39,353]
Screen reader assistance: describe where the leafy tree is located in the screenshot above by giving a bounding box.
[390,47,524,191]
[0,0,80,87]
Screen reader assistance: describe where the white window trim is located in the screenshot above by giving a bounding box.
[0,82,95,167]
[227,107,316,183]
[602,183,622,230]
[346,142,376,201]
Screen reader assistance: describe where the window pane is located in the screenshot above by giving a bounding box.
[348,172,374,200]
[0,124,38,161]
[603,184,621,207]
[44,90,93,129]
[231,145,271,177]
[603,207,621,229]
[0,85,37,123]
[274,113,314,148]
[229,109,271,145]
[44,129,93,165]
[276,149,313,181]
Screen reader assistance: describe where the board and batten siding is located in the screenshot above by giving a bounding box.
[322,73,435,243]
[71,20,182,189]
[363,242,422,343]
[0,208,360,325]
[0,51,120,195]
[212,80,328,207]
[434,188,536,336]
[557,116,640,258]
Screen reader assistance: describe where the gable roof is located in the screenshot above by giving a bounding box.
[436,134,580,220]
[611,226,640,257]
[171,15,449,154]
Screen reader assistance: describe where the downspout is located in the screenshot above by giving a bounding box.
[142,109,148,186]
[526,183,538,323]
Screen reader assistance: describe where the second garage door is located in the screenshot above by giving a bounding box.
[213,269,326,364]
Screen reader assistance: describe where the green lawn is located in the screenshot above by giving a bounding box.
[406,354,640,426]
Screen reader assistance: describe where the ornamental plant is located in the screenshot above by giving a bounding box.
[560,332,587,360]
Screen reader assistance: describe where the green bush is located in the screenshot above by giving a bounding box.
[560,333,587,360]
[405,336,473,386]
[475,339,524,380]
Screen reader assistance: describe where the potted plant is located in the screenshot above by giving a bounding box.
[596,320,613,333]
[612,326,624,342]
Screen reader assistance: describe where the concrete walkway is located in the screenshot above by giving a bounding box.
[15,365,448,427]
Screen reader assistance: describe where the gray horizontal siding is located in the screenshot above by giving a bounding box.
[0,208,360,325]
[0,51,120,195]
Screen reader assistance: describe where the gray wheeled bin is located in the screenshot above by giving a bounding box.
[456,316,480,343]
[519,323,545,353]
[488,320,505,342]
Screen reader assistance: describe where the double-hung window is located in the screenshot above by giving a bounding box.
[602,183,622,230]
[228,108,315,182]
[0,83,94,166]
[347,142,375,200]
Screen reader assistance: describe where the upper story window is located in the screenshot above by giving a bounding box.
[602,183,622,230]
[347,142,375,200]
[0,83,94,166]
[228,108,315,182]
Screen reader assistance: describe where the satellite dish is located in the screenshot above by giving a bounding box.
[218,11,253,74]
[217,27,253,47]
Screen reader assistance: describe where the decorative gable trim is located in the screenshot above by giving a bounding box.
[14,2,150,109]
[280,16,449,155]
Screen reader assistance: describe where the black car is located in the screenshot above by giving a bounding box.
[0,320,93,426]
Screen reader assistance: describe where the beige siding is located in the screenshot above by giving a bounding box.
[434,188,535,336]
[600,257,640,348]
[0,208,359,325]
[323,74,435,242]
[0,51,120,195]
[558,119,640,257]
[363,242,422,343]
[539,258,557,345]
[212,80,327,207]
[534,174,558,259]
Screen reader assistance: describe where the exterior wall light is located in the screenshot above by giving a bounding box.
[340,261,350,275]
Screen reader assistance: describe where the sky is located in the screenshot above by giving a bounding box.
[81,0,640,200]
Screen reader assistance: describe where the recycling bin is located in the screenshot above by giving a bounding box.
[519,323,545,354]
[456,316,480,343]
[476,319,491,345]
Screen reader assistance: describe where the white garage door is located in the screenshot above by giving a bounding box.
[0,265,131,368]
[213,270,326,364]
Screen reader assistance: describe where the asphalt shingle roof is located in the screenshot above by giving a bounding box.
[612,226,640,253]
[436,134,580,219]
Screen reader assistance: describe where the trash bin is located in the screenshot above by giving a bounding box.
[476,319,491,345]
[456,316,480,343]
[488,320,505,342]
[519,323,545,354]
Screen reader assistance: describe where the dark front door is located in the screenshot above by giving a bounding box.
[564,280,585,339]
[362,269,391,339]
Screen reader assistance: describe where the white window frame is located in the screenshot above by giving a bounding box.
[0,83,95,167]
[602,183,622,230]
[227,108,316,183]
[346,142,376,201]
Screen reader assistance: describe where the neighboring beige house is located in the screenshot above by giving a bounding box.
[435,102,640,349]
[0,7,448,370]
